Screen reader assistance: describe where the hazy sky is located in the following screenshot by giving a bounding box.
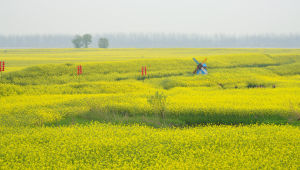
[0,0,299,35]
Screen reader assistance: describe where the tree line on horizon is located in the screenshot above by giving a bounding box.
[72,34,109,48]
[0,33,299,48]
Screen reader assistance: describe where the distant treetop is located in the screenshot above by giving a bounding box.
[98,38,109,48]
[72,34,92,48]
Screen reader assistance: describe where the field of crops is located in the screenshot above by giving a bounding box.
[0,48,299,169]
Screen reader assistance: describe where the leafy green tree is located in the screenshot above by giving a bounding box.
[82,34,92,48]
[72,35,83,48]
[98,38,109,48]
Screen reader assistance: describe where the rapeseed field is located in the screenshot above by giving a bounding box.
[0,48,299,169]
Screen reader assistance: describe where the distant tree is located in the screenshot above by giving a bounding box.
[98,38,109,48]
[82,34,92,48]
[72,35,83,48]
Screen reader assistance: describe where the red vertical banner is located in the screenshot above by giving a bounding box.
[2,61,5,71]
[77,65,82,75]
[145,66,147,76]
[141,66,144,76]
[0,61,3,82]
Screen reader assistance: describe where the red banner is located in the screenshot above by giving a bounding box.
[141,66,148,77]
[77,65,82,75]
[0,61,5,72]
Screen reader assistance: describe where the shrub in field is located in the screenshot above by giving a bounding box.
[148,91,167,118]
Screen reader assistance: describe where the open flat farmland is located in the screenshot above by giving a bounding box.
[0,48,299,169]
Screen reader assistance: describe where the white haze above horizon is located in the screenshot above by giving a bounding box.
[0,0,299,35]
